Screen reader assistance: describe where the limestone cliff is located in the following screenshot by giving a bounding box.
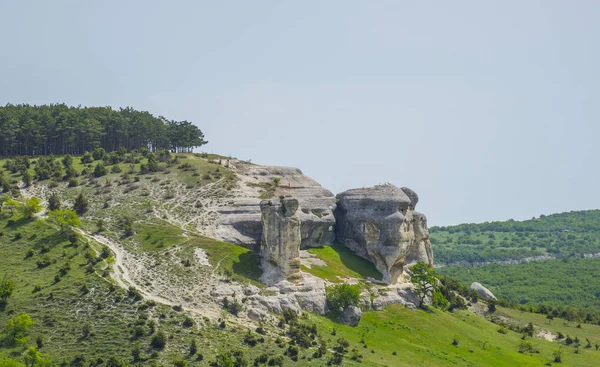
[259,198,303,285]
[335,184,434,284]
[206,160,336,249]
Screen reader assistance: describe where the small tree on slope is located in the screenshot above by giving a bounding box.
[410,261,438,308]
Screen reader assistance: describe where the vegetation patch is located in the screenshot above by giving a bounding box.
[303,245,383,283]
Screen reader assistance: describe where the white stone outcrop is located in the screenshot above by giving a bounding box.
[259,198,303,285]
[335,184,434,284]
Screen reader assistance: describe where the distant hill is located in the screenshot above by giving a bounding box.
[435,210,600,310]
[431,210,600,266]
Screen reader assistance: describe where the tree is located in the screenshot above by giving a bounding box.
[73,192,88,214]
[62,154,73,167]
[147,153,158,172]
[326,284,361,312]
[22,170,32,186]
[4,198,20,215]
[81,152,93,164]
[410,261,439,307]
[0,275,15,303]
[22,346,44,367]
[92,148,106,161]
[22,197,42,219]
[48,209,80,232]
[4,313,34,344]
[48,193,60,211]
[190,338,198,355]
[93,162,107,177]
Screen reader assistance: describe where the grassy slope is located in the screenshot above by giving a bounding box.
[3,212,600,366]
[3,155,600,366]
[309,305,600,367]
[439,258,600,308]
[302,245,383,283]
[499,307,600,346]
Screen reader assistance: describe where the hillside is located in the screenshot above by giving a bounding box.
[1,152,600,366]
[431,210,600,265]
[434,211,600,311]
[2,212,599,366]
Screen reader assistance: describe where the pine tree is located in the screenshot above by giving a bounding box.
[48,193,61,211]
[73,193,88,215]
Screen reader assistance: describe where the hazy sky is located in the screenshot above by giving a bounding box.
[1,1,599,226]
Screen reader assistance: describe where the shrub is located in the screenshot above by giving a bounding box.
[81,152,93,164]
[326,284,361,312]
[432,291,449,311]
[150,330,167,349]
[0,276,15,303]
[73,193,88,214]
[182,316,195,328]
[282,308,298,324]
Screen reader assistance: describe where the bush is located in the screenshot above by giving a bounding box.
[81,152,93,164]
[150,330,167,349]
[326,284,361,312]
[73,193,88,214]
[282,308,298,324]
[68,177,78,187]
[93,163,107,177]
[432,291,449,311]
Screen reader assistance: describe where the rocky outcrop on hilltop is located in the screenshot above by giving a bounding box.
[335,184,434,284]
[205,160,434,288]
[259,198,303,285]
[207,161,336,249]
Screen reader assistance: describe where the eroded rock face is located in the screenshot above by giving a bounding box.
[209,162,336,249]
[335,184,434,284]
[259,198,302,285]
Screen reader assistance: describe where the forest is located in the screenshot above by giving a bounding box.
[430,210,600,265]
[440,257,600,311]
[0,104,207,156]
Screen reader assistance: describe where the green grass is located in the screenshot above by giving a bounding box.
[0,152,236,189]
[308,305,600,366]
[303,245,383,283]
[132,219,187,252]
[498,307,600,346]
[188,236,263,286]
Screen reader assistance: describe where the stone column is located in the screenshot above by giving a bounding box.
[259,197,302,285]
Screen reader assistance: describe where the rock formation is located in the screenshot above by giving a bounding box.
[470,282,497,300]
[335,184,434,284]
[208,162,336,249]
[338,306,362,326]
[259,198,303,285]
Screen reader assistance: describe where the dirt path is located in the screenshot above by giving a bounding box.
[76,229,224,320]
[76,229,178,307]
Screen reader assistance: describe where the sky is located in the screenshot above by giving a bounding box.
[1,1,599,226]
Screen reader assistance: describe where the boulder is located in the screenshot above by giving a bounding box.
[338,306,362,326]
[259,198,302,285]
[246,274,327,315]
[371,284,421,310]
[470,282,497,300]
[247,308,266,321]
[335,184,434,284]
